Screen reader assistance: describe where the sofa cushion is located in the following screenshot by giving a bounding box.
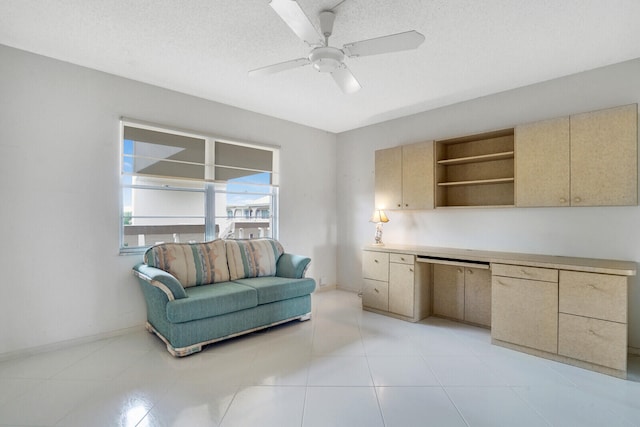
[166,282,258,323]
[144,240,230,288]
[226,239,284,280]
[232,276,316,305]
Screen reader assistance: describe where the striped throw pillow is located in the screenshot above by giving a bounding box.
[144,240,230,287]
[226,239,284,280]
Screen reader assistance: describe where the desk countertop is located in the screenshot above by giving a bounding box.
[364,244,637,276]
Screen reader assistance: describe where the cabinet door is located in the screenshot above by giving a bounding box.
[433,264,464,320]
[363,279,389,311]
[389,262,415,317]
[570,104,638,206]
[492,276,558,354]
[515,117,570,207]
[362,251,389,281]
[402,141,434,210]
[559,271,627,323]
[558,313,626,371]
[375,147,402,209]
[464,267,491,327]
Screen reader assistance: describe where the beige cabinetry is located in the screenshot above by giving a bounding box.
[362,250,430,322]
[516,104,638,207]
[515,117,570,207]
[362,251,389,311]
[389,254,416,317]
[558,271,628,372]
[433,263,491,327]
[491,264,559,354]
[375,141,434,210]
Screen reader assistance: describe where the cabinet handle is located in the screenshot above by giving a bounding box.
[397,203,401,207]
[374,259,379,263]
[588,283,599,291]
[520,268,531,276]
[374,288,379,293]
[574,197,582,203]
[409,268,414,272]
[467,269,473,274]
[496,280,507,286]
[405,203,409,207]
[400,257,405,261]
[559,197,567,204]
[588,329,599,337]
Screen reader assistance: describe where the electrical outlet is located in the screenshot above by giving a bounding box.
[319,277,327,287]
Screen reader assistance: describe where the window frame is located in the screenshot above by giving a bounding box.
[119,119,280,255]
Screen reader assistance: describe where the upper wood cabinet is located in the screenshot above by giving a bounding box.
[375,141,434,210]
[516,104,638,207]
[515,117,571,207]
[570,104,637,206]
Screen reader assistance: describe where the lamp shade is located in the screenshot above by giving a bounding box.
[369,209,389,223]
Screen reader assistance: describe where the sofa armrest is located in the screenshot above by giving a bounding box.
[133,263,188,300]
[276,253,311,279]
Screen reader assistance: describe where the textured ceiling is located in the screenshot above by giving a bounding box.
[1,0,640,133]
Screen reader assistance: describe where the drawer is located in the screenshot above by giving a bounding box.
[492,263,558,283]
[363,251,389,281]
[559,271,627,323]
[558,313,627,371]
[362,278,389,311]
[390,253,414,265]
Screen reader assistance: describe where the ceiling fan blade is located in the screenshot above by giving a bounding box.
[331,65,361,94]
[343,30,425,57]
[248,58,310,77]
[269,0,323,46]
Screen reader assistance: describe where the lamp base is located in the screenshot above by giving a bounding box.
[371,242,385,246]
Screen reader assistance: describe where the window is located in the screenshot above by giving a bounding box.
[120,120,279,253]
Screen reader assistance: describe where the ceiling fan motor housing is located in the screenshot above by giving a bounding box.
[309,46,345,73]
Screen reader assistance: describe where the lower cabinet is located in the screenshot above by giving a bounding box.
[362,250,430,322]
[557,271,628,372]
[491,268,559,354]
[491,264,629,377]
[362,249,632,378]
[433,264,491,327]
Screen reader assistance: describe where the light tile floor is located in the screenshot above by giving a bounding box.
[1,289,639,426]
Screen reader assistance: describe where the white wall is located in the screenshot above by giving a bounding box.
[0,45,337,356]
[336,58,640,348]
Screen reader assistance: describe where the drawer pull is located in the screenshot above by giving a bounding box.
[588,329,599,337]
[574,197,582,203]
[588,283,598,290]
[374,288,379,293]
[400,257,405,261]
[560,197,567,203]
[409,268,414,272]
[496,280,507,286]
[374,259,379,263]
[520,268,532,276]
[457,268,463,273]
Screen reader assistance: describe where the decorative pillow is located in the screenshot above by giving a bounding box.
[144,240,230,287]
[226,239,284,280]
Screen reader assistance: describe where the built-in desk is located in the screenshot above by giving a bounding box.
[362,244,636,379]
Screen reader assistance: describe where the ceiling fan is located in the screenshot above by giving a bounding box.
[249,0,426,94]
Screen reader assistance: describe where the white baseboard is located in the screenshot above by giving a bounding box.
[0,325,145,363]
[314,283,337,292]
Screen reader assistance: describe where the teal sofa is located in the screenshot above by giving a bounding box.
[133,238,315,356]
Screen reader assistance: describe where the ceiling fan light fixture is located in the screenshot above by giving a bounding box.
[309,47,344,73]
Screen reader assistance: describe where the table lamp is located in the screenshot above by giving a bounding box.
[370,209,389,245]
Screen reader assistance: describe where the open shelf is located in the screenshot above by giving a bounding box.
[437,151,514,166]
[436,129,515,207]
[438,177,515,187]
